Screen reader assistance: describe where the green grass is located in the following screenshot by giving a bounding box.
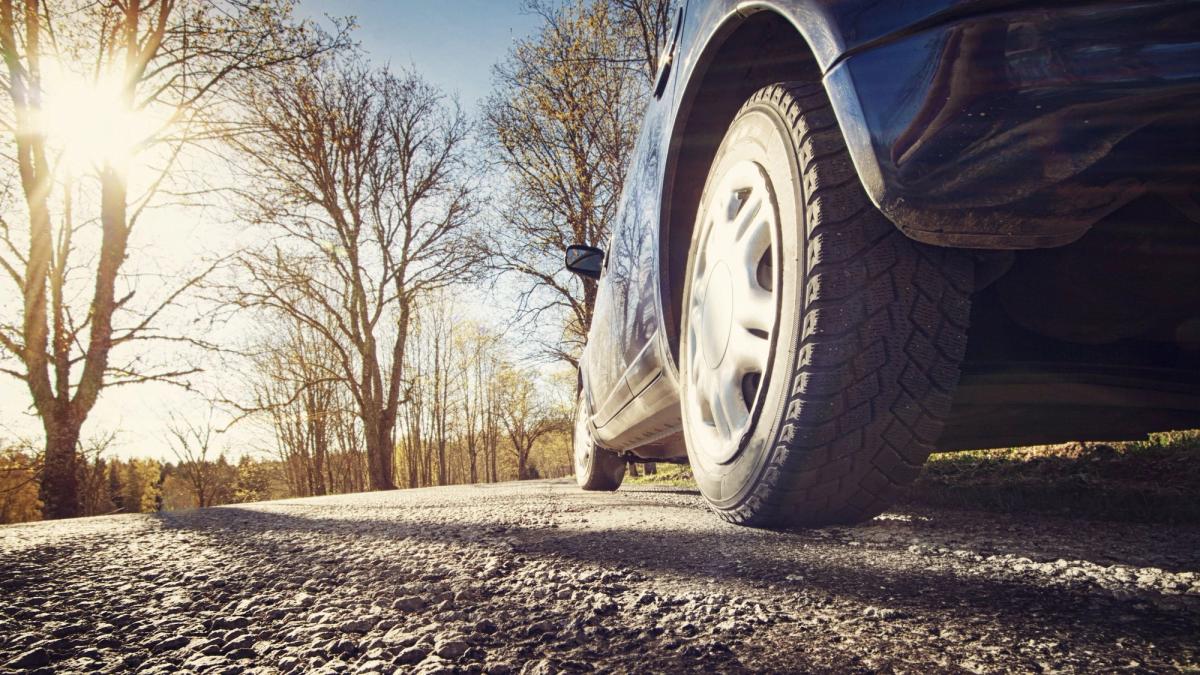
[625,431,1200,523]
[625,463,696,488]
[905,430,1200,523]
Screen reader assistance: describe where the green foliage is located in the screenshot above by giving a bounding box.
[0,444,42,524]
[909,432,1200,523]
[625,463,695,488]
[234,456,280,504]
[122,459,164,513]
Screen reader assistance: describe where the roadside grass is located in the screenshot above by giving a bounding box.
[623,430,1200,523]
[625,463,696,488]
[903,430,1200,523]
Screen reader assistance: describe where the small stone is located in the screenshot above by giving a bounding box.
[223,634,255,652]
[331,638,357,655]
[152,635,189,653]
[6,648,50,670]
[213,616,249,630]
[435,637,469,660]
[520,659,556,675]
[49,623,86,638]
[525,620,556,637]
[393,596,426,612]
[356,658,389,673]
[474,618,498,634]
[199,638,224,655]
[414,655,456,675]
[185,654,228,669]
[395,646,429,665]
[337,617,376,634]
[592,596,617,616]
[382,627,421,647]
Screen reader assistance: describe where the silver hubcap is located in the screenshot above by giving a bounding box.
[574,396,592,477]
[685,160,778,464]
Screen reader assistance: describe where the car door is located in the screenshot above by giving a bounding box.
[586,3,686,434]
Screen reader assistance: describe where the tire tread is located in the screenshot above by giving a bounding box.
[714,83,972,527]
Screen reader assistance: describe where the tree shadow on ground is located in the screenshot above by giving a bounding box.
[154,496,1200,655]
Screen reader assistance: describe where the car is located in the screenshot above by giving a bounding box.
[566,0,1200,527]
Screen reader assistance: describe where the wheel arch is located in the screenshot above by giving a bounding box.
[659,7,824,367]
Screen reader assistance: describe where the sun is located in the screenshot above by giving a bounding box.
[38,62,156,174]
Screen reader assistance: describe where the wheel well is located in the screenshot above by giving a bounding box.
[661,10,822,363]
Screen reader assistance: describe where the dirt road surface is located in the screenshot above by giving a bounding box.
[2,480,1198,673]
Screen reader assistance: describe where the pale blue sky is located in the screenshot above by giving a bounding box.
[299,1,547,107]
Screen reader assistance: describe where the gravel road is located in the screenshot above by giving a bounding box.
[2,479,1198,673]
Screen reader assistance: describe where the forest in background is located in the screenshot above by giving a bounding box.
[0,0,674,523]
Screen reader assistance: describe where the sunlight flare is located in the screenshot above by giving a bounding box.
[37,62,157,174]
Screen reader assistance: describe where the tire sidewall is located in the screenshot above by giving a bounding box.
[681,100,807,510]
[574,393,597,487]
[575,392,625,489]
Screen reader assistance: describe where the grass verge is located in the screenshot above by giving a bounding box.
[625,463,695,488]
[902,430,1200,524]
[622,431,1200,523]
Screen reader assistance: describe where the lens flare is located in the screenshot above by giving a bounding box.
[38,62,158,174]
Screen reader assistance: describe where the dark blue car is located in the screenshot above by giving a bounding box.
[565,0,1200,526]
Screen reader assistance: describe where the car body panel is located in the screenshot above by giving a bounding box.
[584,27,678,440]
[826,0,1200,248]
[582,0,1200,455]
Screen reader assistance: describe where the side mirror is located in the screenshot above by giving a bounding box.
[565,244,605,280]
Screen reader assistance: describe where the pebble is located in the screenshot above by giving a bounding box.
[395,645,429,665]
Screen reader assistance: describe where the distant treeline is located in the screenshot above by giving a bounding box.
[0,432,574,525]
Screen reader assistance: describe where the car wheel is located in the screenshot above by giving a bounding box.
[574,393,625,491]
[679,82,972,526]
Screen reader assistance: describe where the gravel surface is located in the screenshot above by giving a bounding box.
[2,479,1198,673]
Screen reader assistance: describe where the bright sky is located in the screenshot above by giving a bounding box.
[0,2,549,461]
[299,0,545,108]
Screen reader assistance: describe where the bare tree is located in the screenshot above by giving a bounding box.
[167,412,235,508]
[77,431,118,516]
[483,0,674,365]
[228,60,479,491]
[458,321,501,484]
[423,298,456,486]
[0,0,346,518]
[397,296,464,488]
[498,366,564,480]
[246,319,363,497]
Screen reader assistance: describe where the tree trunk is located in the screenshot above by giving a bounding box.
[517,445,529,481]
[365,425,396,491]
[39,415,81,519]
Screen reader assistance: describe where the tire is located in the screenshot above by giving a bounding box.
[679,82,972,527]
[574,393,625,491]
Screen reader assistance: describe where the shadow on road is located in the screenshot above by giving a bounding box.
[153,492,1199,652]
